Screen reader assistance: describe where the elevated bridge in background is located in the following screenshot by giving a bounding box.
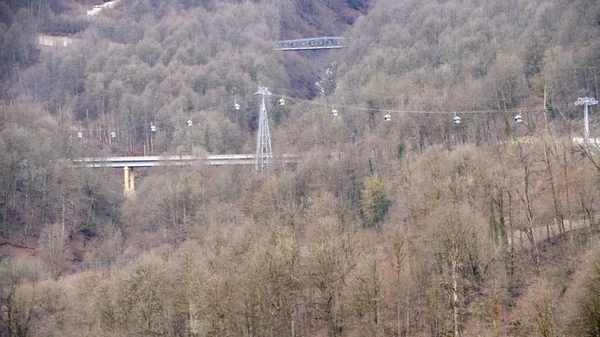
[35,35,346,51]
[273,37,345,51]
[73,154,299,196]
[35,34,76,47]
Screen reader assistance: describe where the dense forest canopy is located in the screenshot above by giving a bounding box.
[327,0,600,148]
[1,0,600,336]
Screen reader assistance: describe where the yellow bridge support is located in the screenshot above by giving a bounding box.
[72,154,300,197]
[123,166,135,197]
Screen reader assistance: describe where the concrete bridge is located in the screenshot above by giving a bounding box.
[73,154,298,196]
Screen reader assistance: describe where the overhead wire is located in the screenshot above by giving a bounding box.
[76,96,254,134]
[73,87,587,137]
[273,91,575,115]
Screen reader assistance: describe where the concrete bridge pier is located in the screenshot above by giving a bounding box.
[123,166,135,197]
[72,154,300,197]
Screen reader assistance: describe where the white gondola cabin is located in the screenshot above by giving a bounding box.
[331,106,338,117]
[150,125,156,132]
[111,131,116,138]
[453,116,461,124]
[384,114,392,121]
[187,120,193,127]
[278,96,285,106]
[77,132,83,138]
[514,115,523,123]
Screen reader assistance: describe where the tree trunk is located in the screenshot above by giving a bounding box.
[405,291,410,336]
[451,257,459,337]
[508,192,515,299]
[562,143,572,235]
[519,145,541,272]
[543,140,562,238]
[291,306,296,337]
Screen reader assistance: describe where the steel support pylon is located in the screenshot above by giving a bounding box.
[256,87,272,172]
[575,97,599,140]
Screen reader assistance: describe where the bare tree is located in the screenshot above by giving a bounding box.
[40,223,66,280]
[306,217,359,337]
[0,258,41,337]
[513,142,542,271]
[428,203,483,337]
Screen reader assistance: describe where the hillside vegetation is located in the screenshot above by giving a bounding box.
[1,0,600,336]
[314,0,600,149]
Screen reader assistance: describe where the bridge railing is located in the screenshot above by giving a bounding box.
[273,37,345,51]
[72,154,300,168]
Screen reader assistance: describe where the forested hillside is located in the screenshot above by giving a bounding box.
[323,0,600,149]
[1,0,600,336]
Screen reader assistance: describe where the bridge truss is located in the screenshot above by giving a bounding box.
[273,37,345,51]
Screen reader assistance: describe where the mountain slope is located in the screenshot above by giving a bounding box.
[334,0,598,123]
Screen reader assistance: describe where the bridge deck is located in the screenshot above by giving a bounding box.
[73,154,298,168]
[273,37,345,51]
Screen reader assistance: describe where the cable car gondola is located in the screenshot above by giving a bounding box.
[514,115,523,123]
[234,100,240,110]
[278,96,285,106]
[384,114,392,121]
[187,120,193,127]
[77,132,83,138]
[150,124,156,132]
[453,115,461,124]
[111,131,116,138]
[331,106,338,117]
